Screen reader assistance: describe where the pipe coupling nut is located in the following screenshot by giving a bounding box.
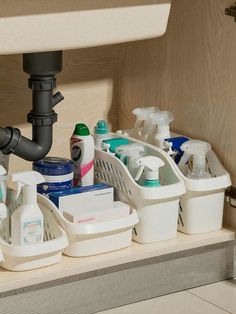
[27,111,57,126]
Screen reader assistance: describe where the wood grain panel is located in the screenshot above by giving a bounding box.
[118,0,236,227]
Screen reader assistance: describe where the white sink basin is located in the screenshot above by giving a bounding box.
[0,0,172,54]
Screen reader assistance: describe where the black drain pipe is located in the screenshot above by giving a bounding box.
[0,51,64,161]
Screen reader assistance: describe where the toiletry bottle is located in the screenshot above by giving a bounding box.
[94,120,110,149]
[115,144,145,178]
[178,140,212,179]
[10,171,45,245]
[132,107,158,138]
[134,156,165,187]
[149,111,174,148]
[0,166,8,239]
[70,123,94,187]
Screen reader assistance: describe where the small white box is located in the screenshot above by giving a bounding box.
[63,201,130,224]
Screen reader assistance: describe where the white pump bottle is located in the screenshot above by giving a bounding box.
[10,171,45,245]
[178,140,212,179]
[148,111,174,148]
[135,156,165,187]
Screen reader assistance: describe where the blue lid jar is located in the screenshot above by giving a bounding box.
[33,157,73,196]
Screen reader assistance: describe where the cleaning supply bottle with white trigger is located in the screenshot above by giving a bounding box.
[178,140,212,179]
[70,123,95,187]
[10,171,45,245]
[135,156,165,187]
[149,111,174,148]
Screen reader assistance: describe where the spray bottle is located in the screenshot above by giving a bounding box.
[70,123,94,187]
[10,171,45,245]
[178,140,212,179]
[132,107,158,138]
[94,120,110,149]
[149,111,174,148]
[134,156,165,187]
[115,144,145,178]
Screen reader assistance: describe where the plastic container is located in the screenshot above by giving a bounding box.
[176,149,231,234]
[70,123,94,187]
[33,157,73,196]
[0,193,68,271]
[120,129,232,234]
[95,134,186,244]
[37,194,139,257]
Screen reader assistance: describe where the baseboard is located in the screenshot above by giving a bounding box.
[0,240,235,314]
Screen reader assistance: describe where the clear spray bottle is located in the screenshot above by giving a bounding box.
[178,140,212,179]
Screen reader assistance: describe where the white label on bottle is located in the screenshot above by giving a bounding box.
[23,220,42,244]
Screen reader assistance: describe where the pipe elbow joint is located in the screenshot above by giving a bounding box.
[0,127,53,161]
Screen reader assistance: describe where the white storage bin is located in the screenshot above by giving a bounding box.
[95,135,186,244]
[119,129,231,234]
[0,194,68,271]
[176,150,231,234]
[37,194,139,257]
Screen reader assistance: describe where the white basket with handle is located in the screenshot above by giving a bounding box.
[0,193,68,271]
[94,134,186,243]
[37,194,139,257]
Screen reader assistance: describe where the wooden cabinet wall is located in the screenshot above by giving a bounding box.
[0,0,235,226]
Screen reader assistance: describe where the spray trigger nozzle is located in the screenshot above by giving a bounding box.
[134,156,165,182]
[10,171,45,199]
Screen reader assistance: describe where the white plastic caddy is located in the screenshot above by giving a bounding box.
[0,194,68,271]
[175,150,231,234]
[95,134,186,244]
[38,194,138,257]
[119,129,232,235]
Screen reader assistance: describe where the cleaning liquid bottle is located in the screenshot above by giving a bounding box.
[178,140,212,179]
[115,144,145,178]
[148,111,174,148]
[134,156,165,187]
[0,166,8,238]
[10,171,45,245]
[132,107,158,138]
[94,120,110,150]
[70,123,95,187]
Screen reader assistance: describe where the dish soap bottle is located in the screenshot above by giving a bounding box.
[94,120,110,150]
[178,140,212,179]
[134,156,165,187]
[10,171,45,245]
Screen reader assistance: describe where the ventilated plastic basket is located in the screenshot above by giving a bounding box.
[174,149,231,234]
[0,193,68,271]
[94,134,186,244]
[37,194,139,257]
[119,129,232,234]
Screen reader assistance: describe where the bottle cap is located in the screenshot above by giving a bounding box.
[74,123,90,136]
[94,120,109,134]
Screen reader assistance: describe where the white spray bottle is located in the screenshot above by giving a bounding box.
[10,171,45,245]
[132,107,158,138]
[135,156,165,187]
[149,111,174,148]
[178,140,212,179]
[115,144,145,178]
